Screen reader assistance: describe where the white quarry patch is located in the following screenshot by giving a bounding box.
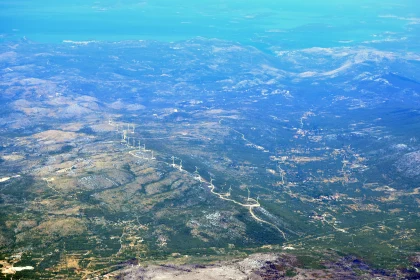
[0,175,20,183]
[1,261,34,275]
[0,177,10,183]
[12,266,35,272]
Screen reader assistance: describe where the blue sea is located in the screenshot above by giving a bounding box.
[1,0,419,51]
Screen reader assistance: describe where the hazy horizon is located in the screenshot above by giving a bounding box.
[1,0,419,51]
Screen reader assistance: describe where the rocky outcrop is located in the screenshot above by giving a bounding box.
[395,151,420,177]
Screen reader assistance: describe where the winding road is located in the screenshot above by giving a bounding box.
[109,120,288,240]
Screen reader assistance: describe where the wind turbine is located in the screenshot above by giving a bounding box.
[257,195,260,204]
[179,159,183,171]
[341,159,348,173]
[228,185,232,196]
[171,156,175,168]
[247,187,251,201]
[151,151,155,160]
[277,162,285,185]
[281,170,285,185]
[132,124,135,133]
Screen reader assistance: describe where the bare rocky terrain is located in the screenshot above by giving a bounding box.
[110,253,420,280]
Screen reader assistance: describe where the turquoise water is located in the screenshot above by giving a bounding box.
[1,0,419,50]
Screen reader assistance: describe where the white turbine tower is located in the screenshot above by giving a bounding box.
[179,159,183,171]
[247,187,251,201]
[171,156,175,168]
[341,159,348,173]
[281,170,285,185]
[277,162,286,185]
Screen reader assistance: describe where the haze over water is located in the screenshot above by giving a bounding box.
[1,0,419,51]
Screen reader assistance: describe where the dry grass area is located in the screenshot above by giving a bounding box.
[90,153,119,169]
[144,173,181,195]
[66,256,80,270]
[47,176,78,192]
[15,220,38,233]
[347,203,381,212]
[59,122,85,132]
[378,187,420,203]
[196,108,241,119]
[91,123,116,132]
[289,156,327,163]
[50,205,83,216]
[20,106,54,117]
[322,176,347,184]
[33,130,81,143]
[1,154,25,161]
[28,217,86,238]
[53,256,81,273]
